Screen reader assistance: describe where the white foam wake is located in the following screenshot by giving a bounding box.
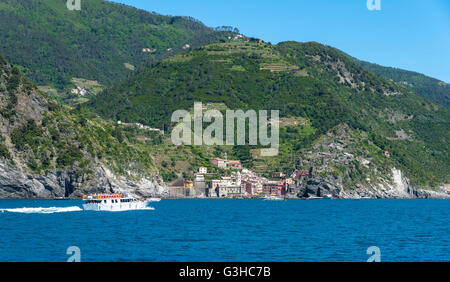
[103,206,155,212]
[0,206,83,214]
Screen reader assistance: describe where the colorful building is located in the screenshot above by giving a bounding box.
[263,180,288,195]
[212,158,227,168]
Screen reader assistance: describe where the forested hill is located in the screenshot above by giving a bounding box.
[0,53,155,185]
[0,0,234,90]
[353,60,450,108]
[86,41,450,188]
[302,45,450,108]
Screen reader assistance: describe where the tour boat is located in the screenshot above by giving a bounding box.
[82,194,153,211]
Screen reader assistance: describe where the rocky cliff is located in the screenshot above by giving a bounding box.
[299,168,450,199]
[0,161,165,199]
[0,55,167,198]
[294,124,449,199]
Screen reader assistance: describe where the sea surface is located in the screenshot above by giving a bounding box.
[0,199,448,262]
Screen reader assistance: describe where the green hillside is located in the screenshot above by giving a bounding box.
[0,54,222,187]
[0,53,155,177]
[354,60,450,108]
[0,0,234,90]
[86,41,450,188]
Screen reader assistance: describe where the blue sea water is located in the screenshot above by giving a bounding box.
[0,199,448,262]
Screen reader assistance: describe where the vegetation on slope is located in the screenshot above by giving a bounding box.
[87,41,450,188]
[1,53,232,184]
[354,60,450,108]
[0,0,234,90]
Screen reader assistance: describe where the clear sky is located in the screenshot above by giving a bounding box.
[111,0,450,82]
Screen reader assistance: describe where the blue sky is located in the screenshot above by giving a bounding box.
[111,0,450,82]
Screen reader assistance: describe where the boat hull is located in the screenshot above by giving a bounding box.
[82,201,150,211]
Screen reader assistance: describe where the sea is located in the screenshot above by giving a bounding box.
[0,199,448,262]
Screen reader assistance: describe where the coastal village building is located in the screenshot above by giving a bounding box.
[211,158,242,170]
[198,166,207,174]
[184,180,193,188]
[295,170,310,178]
[242,179,262,195]
[228,160,242,170]
[142,48,156,53]
[194,174,207,196]
[71,86,87,96]
[263,180,288,196]
[272,172,285,178]
[209,172,243,198]
[203,159,298,198]
[212,158,227,169]
[239,168,266,195]
[166,178,191,197]
[117,121,164,134]
[217,185,242,198]
[233,34,245,41]
[211,179,221,190]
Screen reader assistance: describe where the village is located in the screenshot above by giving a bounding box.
[165,155,314,199]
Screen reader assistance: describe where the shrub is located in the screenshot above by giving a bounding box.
[56,145,83,167]
[0,144,11,160]
[11,119,43,150]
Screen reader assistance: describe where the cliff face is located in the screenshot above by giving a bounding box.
[294,124,450,199]
[0,56,166,198]
[299,168,450,199]
[0,161,164,199]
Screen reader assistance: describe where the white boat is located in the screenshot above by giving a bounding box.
[263,195,284,201]
[82,194,153,211]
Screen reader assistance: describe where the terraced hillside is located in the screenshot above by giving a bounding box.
[87,41,450,190]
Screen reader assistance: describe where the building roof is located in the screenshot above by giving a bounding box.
[296,170,310,178]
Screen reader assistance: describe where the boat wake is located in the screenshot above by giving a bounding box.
[0,206,83,214]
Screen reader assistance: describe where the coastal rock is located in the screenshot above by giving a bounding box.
[300,179,342,198]
[0,161,166,199]
[300,168,450,199]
